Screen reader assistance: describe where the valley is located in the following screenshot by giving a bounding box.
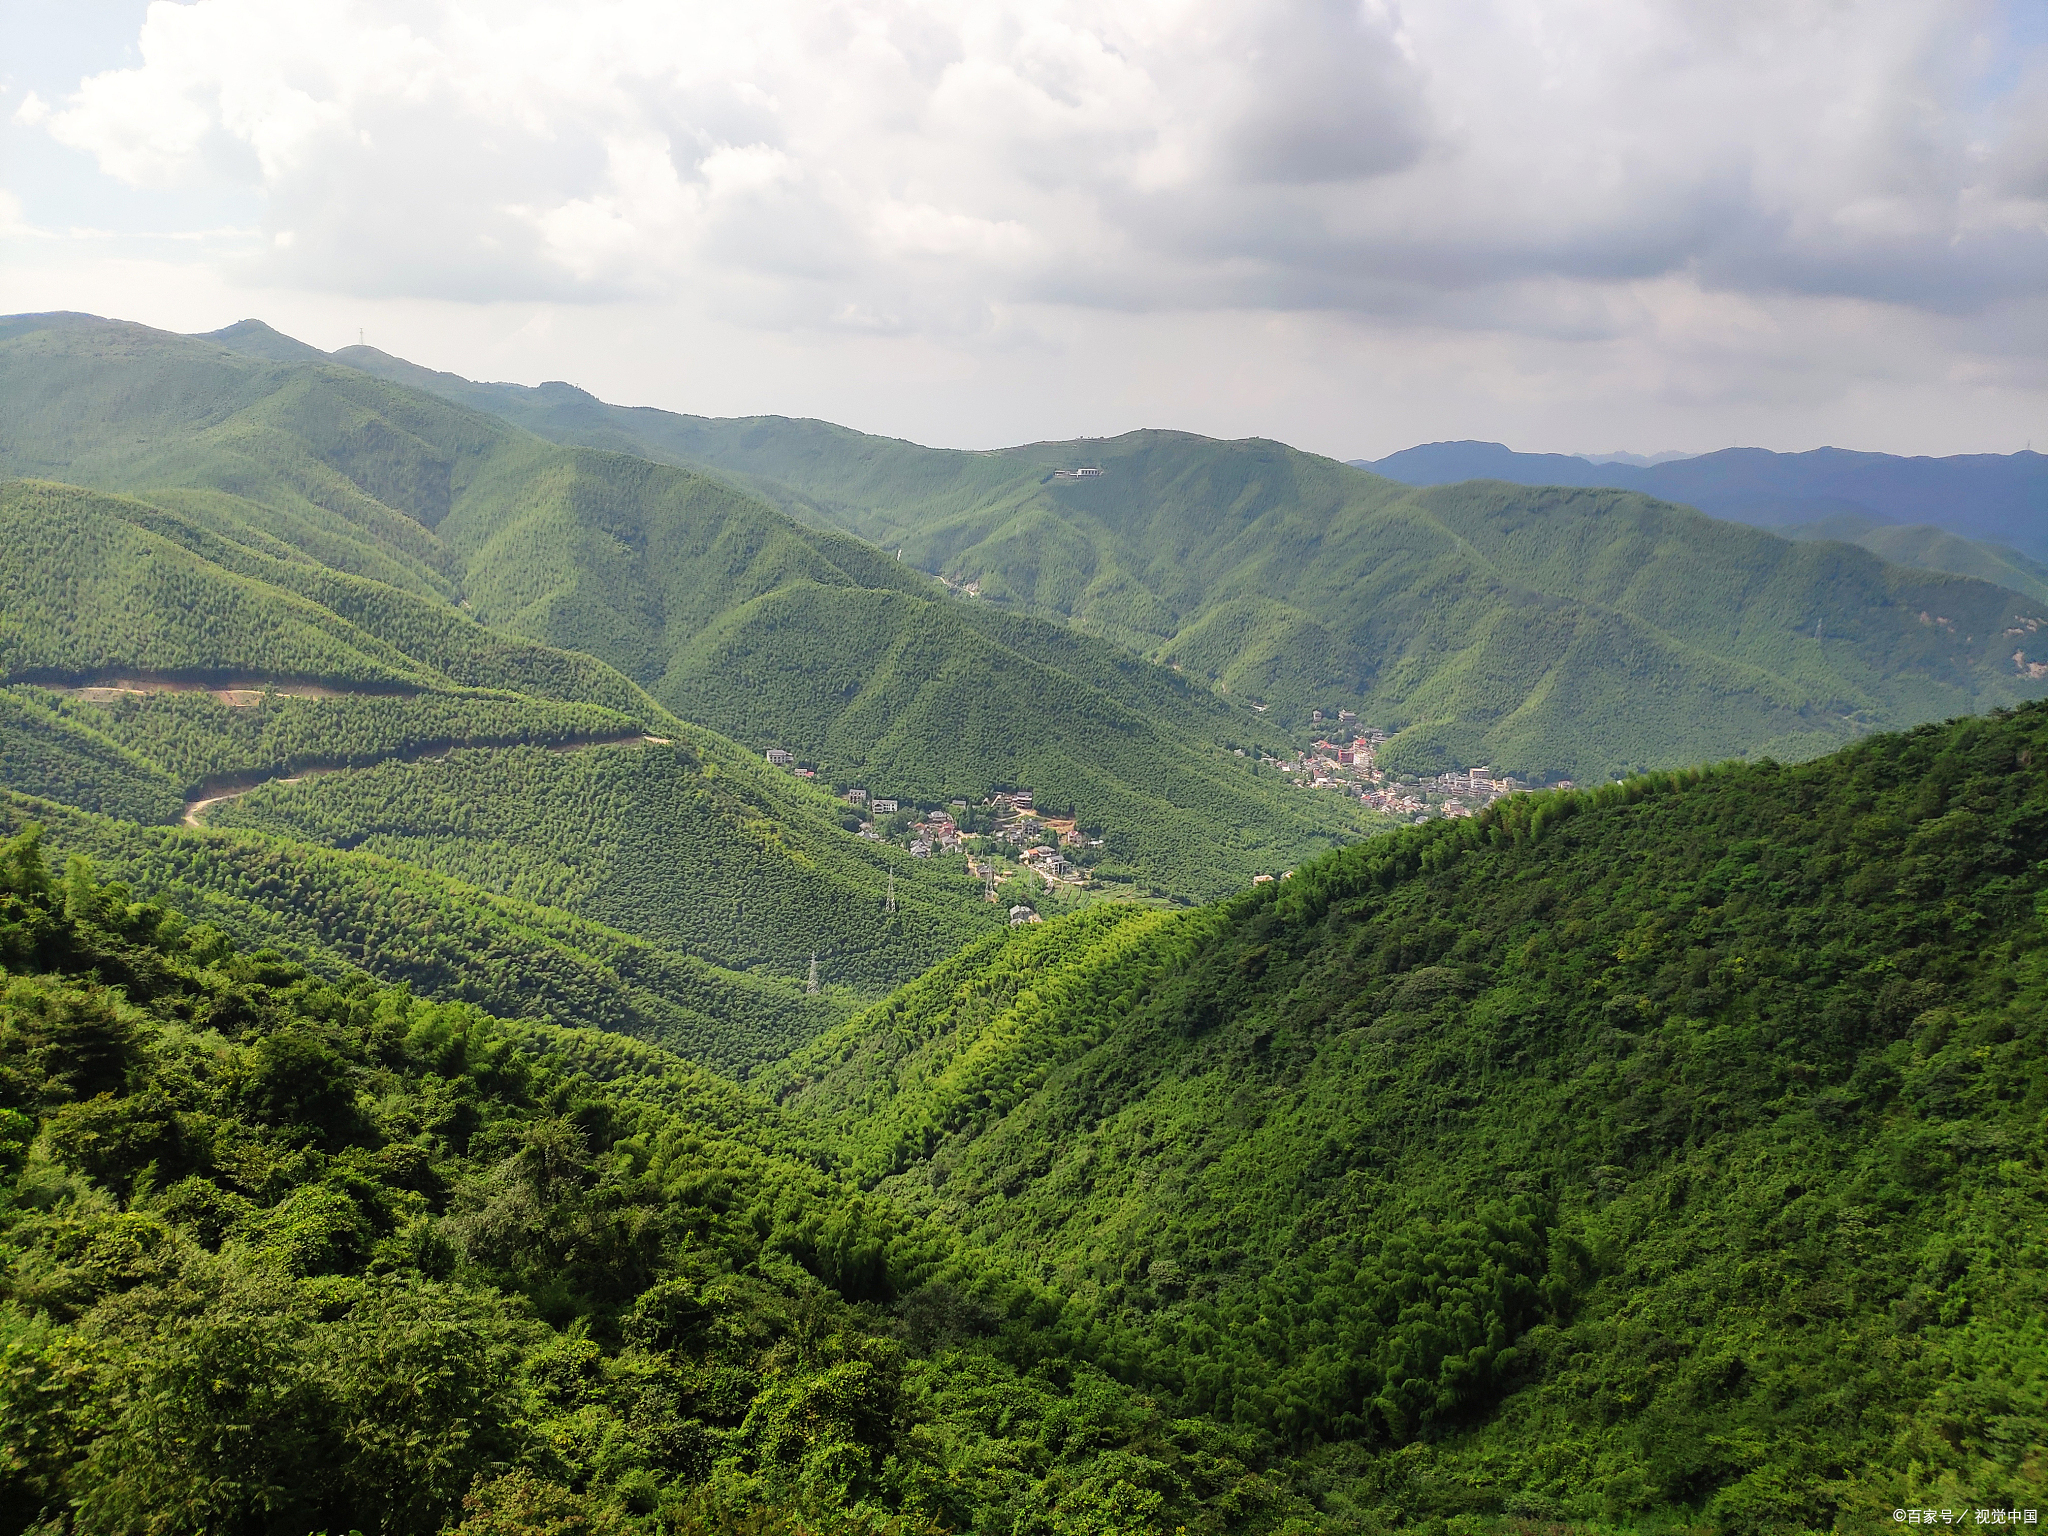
[307,336,2048,782]
[2,699,2040,1532]
[0,309,2041,1536]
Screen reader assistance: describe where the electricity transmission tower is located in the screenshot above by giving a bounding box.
[885,871,896,914]
[807,952,820,995]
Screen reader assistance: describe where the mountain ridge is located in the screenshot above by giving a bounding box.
[1,313,1375,908]
[266,324,2048,778]
[766,701,2048,1525]
[1358,438,2048,557]
[0,311,2041,1536]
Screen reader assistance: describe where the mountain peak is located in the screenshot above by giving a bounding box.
[193,318,331,364]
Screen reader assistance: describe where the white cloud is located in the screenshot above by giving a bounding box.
[5,0,2045,454]
[27,0,2034,326]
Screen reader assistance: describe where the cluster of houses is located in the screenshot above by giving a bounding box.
[907,807,967,859]
[837,785,970,854]
[780,771,1106,889]
[990,791,1100,883]
[1278,726,1554,820]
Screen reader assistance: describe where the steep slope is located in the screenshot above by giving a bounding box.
[0,451,997,1026]
[314,345,2048,779]
[2,314,1370,900]
[1362,439,2048,556]
[768,704,2048,1525]
[0,835,1305,1536]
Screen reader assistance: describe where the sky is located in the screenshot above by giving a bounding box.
[2,0,2045,459]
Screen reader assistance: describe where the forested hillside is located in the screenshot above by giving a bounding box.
[2,304,2044,1531]
[769,703,2048,1527]
[0,792,841,1075]
[0,314,1372,900]
[1783,514,2048,606]
[204,739,998,992]
[315,338,2048,781]
[0,472,994,988]
[0,830,1308,1535]
[657,584,1342,893]
[8,695,2039,1533]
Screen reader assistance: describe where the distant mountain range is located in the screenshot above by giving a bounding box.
[10,310,2045,800]
[1355,440,2047,558]
[0,312,1377,1071]
[1,315,2039,1536]
[274,336,2048,780]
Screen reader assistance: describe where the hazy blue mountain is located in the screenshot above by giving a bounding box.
[1356,440,1624,489]
[1576,449,1696,466]
[1358,440,2048,556]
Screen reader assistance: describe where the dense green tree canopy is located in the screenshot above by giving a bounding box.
[772,703,2048,1527]
[342,361,2048,781]
[1,310,2043,1535]
[0,830,1296,1536]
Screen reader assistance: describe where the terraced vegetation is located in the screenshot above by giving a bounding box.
[0,794,841,1075]
[205,739,999,991]
[7,679,647,812]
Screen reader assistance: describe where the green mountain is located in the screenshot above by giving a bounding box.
[766,702,2048,1526]
[0,831,1299,1536]
[309,341,2048,782]
[1,314,1372,904]
[5,698,2040,1533]
[0,468,996,1009]
[1784,513,2048,606]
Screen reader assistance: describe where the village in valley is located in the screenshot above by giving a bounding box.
[763,750,1112,918]
[759,709,1566,916]
[1271,710,1570,819]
